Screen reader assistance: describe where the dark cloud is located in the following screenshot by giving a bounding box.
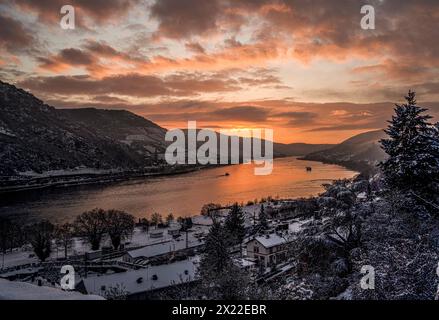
[148,105,270,123]
[57,48,95,65]
[17,72,243,97]
[82,41,120,56]
[185,42,206,54]
[150,0,223,39]
[36,41,150,74]
[213,106,270,122]
[274,111,318,126]
[0,14,36,54]
[12,0,142,25]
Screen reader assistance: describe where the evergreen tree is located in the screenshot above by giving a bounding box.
[258,204,269,232]
[379,90,439,195]
[200,221,231,275]
[199,221,249,299]
[224,203,246,246]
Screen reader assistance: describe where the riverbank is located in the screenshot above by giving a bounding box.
[0,165,210,194]
[0,155,286,194]
[298,155,376,176]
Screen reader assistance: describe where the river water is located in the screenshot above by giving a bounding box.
[0,157,357,223]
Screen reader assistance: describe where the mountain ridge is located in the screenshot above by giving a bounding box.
[0,81,167,177]
[302,129,388,173]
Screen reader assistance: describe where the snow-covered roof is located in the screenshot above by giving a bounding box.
[253,234,287,248]
[191,215,213,226]
[0,279,104,300]
[81,258,199,296]
[127,237,203,259]
[234,258,256,268]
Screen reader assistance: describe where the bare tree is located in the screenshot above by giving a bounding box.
[0,217,14,269]
[105,210,135,250]
[73,208,107,251]
[55,223,74,259]
[150,212,163,226]
[27,220,55,262]
[166,213,174,225]
[200,203,222,220]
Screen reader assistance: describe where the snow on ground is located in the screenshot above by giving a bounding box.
[1,249,39,269]
[0,126,15,137]
[288,219,312,233]
[81,257,199,297]
[1,224,210,270]
[0,279,104,300]
[1,202,309,271]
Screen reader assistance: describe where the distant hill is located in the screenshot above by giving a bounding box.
[180,129,333,160]
[0,81,167,177]
[273,142,334,157]
[302,130,388,173]
[59,108,167,159]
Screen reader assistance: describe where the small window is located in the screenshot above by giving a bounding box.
[254,246,259,253]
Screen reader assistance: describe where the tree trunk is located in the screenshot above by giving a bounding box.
[112,236,121,250]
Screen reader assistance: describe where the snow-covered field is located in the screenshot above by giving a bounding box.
[0,279,104,300]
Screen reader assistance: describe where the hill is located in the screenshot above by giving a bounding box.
[0,81,167,177]
[302,130,388,173]
[273,142,334,156]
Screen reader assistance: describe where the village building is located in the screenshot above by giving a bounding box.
[77,258,199,300]
[245,233,292,268]
[123,237,203,264]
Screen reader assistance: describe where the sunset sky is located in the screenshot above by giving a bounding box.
[1,0,439,143]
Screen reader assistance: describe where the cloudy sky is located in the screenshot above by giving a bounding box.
[1,0,439,143]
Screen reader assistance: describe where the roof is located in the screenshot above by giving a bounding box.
[253,234,288,248]
[191,215,214,226]
[81,258,199,296]
[0,279,104,300]
[127,237,203,259]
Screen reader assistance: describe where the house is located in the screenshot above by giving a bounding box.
[77,258,199,300]
[246,233,291,268]
[150,229,164,238]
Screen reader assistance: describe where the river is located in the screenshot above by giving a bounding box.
[0,157,358,223]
